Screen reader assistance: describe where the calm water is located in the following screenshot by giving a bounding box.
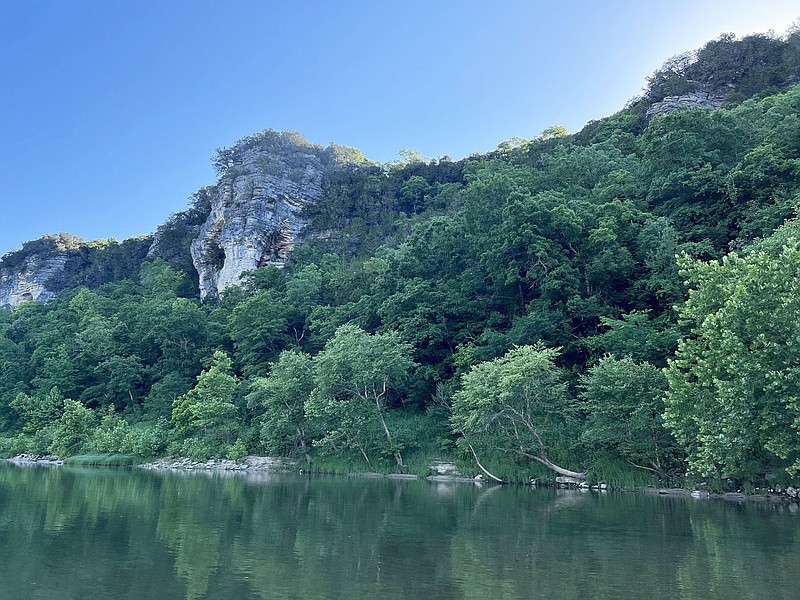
[1,463,799,599]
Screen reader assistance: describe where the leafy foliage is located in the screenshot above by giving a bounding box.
[581,356,680,477]
[665,242,800,481]
[306,325,413,468]
[50,399,95,457]
[247,350,315,459]
[0,34,799,485]
[172,351,239,449]
[451,345,584,477]
[646,31,800,103]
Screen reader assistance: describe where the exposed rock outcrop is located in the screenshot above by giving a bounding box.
[0,234,153,309]
[190,130,365,299]
[0,252,68,309]
[0,131,368,307]
[646,91,725,119]
[0,235,83,309]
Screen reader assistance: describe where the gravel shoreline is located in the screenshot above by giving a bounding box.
[5,454,800,501]
[4,454,63,466]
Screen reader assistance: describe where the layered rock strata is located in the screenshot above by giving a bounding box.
[190,131,360,299]
[0,250,69,309]
[0,131,366,306]
[646,91,725,119]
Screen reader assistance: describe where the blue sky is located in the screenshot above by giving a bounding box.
[0,1,797,256]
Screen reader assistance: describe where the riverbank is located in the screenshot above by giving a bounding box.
[6,453,800,503]
[638,486,793,503]
[140,455,297,472]
[139,456,485,484]
[149,459,800,502]
[5,453,63,465]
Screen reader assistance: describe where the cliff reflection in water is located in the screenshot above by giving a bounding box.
[1,463,799,599]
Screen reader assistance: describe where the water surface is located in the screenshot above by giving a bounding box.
[0,462,798,599]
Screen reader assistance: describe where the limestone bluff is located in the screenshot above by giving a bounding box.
[184,130,365,299]
[0,92,730,309]
[0,247,70,308]
[0,130,367,308]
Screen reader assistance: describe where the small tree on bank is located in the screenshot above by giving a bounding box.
[305,325,413,468]
[171,351,238,456]
[248,350,315,463]
[451,345,586,480]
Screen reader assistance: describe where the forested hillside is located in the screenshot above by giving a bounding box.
[2,30,799,488]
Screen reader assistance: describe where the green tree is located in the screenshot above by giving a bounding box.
[11,387,63,433]
[8,387,64,454]
[581,355,680,477]
[538,125,569,141]
[451,345,585,479]
[172,351,239,453]
[145,298,209,378]
[399,175,432,213]
[49,398,95,457]
[228,290,289,375]
[139,259,189,298]
[305,325,413,468]
[247,350,315,462]
[90,405,132,453]
[144,373,193,418]
[585,311,680,366]
[88,354,145,408]
[283,265,324,349]
[665,242,800,480]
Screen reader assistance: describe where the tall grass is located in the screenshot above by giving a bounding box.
[63,454,142,467]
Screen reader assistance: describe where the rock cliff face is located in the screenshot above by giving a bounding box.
[0,234,152,310]
[0,248,70,309]
[189,130,362,299]
[646,91,725,119]
[0,131,367,307]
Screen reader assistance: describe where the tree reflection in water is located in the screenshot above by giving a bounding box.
[0,463,798,599]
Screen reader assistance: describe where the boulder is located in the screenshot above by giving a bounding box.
[555,475,582,486]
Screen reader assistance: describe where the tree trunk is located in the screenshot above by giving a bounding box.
[375,398,405,468]
[520,450,587,480]
[468,444,505,483]
[297,426,312,465]
[358,445,373,469]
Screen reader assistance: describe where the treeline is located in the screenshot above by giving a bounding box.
[1,33,800,488]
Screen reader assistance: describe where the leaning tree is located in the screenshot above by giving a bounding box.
[451,344,586,481]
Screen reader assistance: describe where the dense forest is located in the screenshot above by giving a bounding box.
[2,30,800,489]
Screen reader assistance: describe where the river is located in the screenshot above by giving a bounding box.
[0,462,798,599]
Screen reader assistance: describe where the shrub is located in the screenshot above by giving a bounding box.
[226,438,247,460]
[176,437,215,461]
[49,400,96,457]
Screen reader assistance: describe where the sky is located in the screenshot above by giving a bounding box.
[0,1,797,257]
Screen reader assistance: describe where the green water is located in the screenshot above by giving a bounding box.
[1,463,799,599]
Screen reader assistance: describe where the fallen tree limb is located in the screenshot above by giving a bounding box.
[468,443,505,483]
[518,450,587,480]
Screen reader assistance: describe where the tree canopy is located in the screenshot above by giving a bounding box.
[1,36,799,487]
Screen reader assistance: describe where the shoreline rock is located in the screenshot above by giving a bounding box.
[426,475,484,484]
[4,454,63,466]
[6,454,800,503]
[139,455,298,472]
[639,486,788,503]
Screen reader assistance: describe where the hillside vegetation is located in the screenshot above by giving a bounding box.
[2,30,800,489]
